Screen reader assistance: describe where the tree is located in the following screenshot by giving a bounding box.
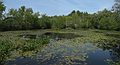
[2,6,40,30]
[68,10,76,16]
[0,1,5,19]
[112,0,120,13]
[112,0,120,30]
[37,15,52,29]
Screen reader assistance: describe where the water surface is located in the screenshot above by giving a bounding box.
[7,32,120,65]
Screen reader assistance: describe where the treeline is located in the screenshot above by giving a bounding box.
[0,1,120,31]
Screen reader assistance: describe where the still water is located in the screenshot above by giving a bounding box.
[7,32,120,65]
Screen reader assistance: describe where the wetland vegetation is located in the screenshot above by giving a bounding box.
[0,0,120,65]
[0,29,119,65]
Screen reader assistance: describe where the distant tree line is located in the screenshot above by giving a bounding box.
[0,0,120,31]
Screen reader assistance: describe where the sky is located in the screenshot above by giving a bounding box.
[4,0,114,16]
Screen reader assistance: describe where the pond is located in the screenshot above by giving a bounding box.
[18,32,82,40]
[6,32,120,65]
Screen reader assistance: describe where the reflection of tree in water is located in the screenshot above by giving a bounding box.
[97,39,120,61]
[110,44,120,61]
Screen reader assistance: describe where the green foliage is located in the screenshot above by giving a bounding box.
[0,2,120,31]
[0,37,49,64]
[51,16,66,29]
[0,1,5,19]
[38,15,52,29]
[112,0,120,13]
[0,40,13,64]
[19,38,49,52]
[0,6,40,30]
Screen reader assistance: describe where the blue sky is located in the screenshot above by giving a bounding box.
[4,0,114,16]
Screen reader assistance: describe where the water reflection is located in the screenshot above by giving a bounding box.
[6,32,120,65]
[18,32,81,40]
[7,42,115,65]
[86,49,111,65]
[7,57,40,65]
[6,41,120,65]
[97,39,120,62]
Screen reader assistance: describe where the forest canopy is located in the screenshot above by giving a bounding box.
[0,0,120,31]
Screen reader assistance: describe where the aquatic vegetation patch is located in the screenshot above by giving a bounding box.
[0,29,120,65]
[105,33,120,38]
[0,40,14,64]
[36,38,98,65]
[0,36,49,64]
